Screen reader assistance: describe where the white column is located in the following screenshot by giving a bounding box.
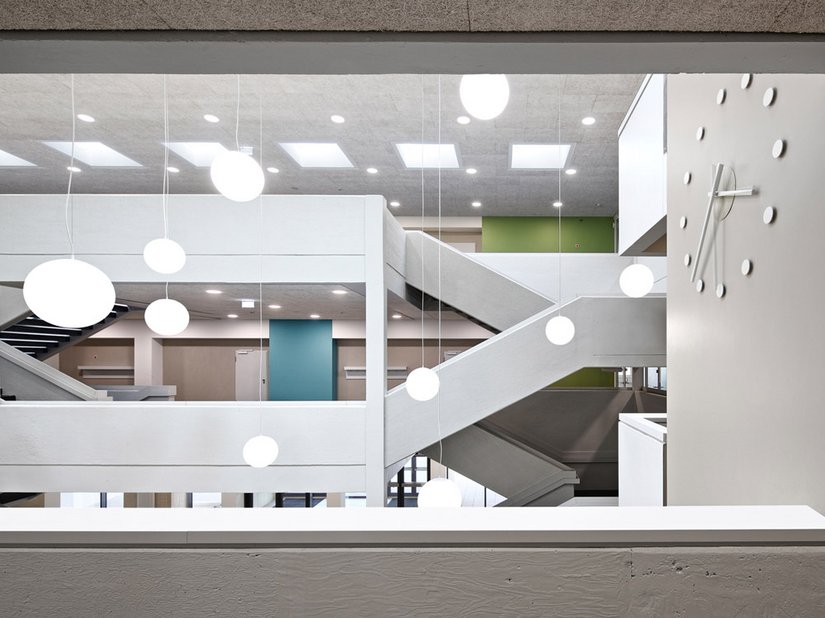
[133,332,163,386]
[364,197,387,507]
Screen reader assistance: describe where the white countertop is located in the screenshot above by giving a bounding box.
[1,505,823,547]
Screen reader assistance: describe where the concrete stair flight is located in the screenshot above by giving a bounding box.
[387,231,666,503]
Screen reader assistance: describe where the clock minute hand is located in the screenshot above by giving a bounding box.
[690,162,725,283]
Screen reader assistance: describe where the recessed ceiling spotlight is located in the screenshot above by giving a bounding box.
[389,201,400,207]
[76,114,95,123]
[330,114,346,124]
[565,168,577,175]
[366,167,378,174]
[206,289,223,295]
[466,168,478,175]
[332,289,348,295]
[392,314,403,319]
[167,166,180,173]
[227,313,239,319]
[67,166,82,173]
[268,304,282,309]
[203,114,220,123]
[309,314,321,319]
[266,167,279,174]
[581,116,596,126]
[456,116,471,125]
[553,201,563,208]
[471,201,482,208]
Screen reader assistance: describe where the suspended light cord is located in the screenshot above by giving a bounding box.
[557,79,563,312]
[420,74,426,368]
[436,74,444,464]
[162,75,170,240]
[64,74,76,259]
[235,75,241,152]
[258,93,265,432]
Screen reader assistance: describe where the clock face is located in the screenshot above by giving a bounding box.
[680,74,782,300]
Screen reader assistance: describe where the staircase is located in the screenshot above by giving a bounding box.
[0,303,131,360]
[387,232,666,505]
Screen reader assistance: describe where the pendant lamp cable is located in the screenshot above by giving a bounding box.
[64,74,76,259]
[420,74,426,368]
[162,75,170,240]
[258,92,265,434]
[235,75,241,152]
[557,79,563,312]
[436,74,443,465]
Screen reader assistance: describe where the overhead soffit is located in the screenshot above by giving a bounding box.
[1,0,824,33]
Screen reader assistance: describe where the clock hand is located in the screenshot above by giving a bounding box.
[691,162,725,283]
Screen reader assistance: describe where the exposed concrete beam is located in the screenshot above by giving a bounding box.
[2,32,825,74]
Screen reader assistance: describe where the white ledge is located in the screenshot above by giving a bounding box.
[1,506,823,548]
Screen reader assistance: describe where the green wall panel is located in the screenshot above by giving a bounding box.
[482,217,615,253]
[550,368,615,388]
[269,320,336,401]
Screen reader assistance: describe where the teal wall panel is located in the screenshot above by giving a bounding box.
[268,320,336,401]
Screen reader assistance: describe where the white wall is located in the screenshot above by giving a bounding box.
[618,414,666,506]
[667,74,825,514]
[618,74,667,255]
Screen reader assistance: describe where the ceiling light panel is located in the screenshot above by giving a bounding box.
[510,144,572,170]
[395,143,460,169]
[0,149,35,167]
[166,142,229,167]
[279,143,354,168]
[43,141,142,167]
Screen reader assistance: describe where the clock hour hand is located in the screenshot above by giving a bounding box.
[690,162,725,283]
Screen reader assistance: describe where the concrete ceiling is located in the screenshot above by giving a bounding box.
[0,73,642,216]
[115,283,463,322]
[2,0,823,32]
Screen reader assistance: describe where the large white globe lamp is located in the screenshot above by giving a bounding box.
[23,258,115,328]
[459,75,510,120]
[210,150,265,202]
[242,435,279,468]
[619,263,655,298]
[545,315,575,346]
[406,367,440,402]
[143,238,186,274]
[144,298,190,336]
[418,477,462,508]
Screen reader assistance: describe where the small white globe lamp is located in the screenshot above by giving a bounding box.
[418,477,462,508]
[23,258,115,328]
[545,315,575,346]
[143,238,186,274]
[210,150,265,202]
[144,298,190,336]
[619,264,655,298]
[406,367,440,402]
[242,435,279,468]
[459,75,510,120]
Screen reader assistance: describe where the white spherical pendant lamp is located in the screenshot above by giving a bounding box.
[23,258,115,328]
[418,477,462,508]
[619,263,655,298]
[242,435,279,468]
[210,150,265,202]
[406,367,440,402]
[143,238,186,274]
[144,298,190,336]
[545,315,575,346]
[459,75,510,120]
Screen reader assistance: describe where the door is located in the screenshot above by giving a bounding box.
[235,349,268,401]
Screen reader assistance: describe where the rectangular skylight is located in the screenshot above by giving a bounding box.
[43,141,142,167]
[0,149,35,167]
[165,142,229,167]
[279,143,354,168]
[510,144,572,169]
[395,143,460,169]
